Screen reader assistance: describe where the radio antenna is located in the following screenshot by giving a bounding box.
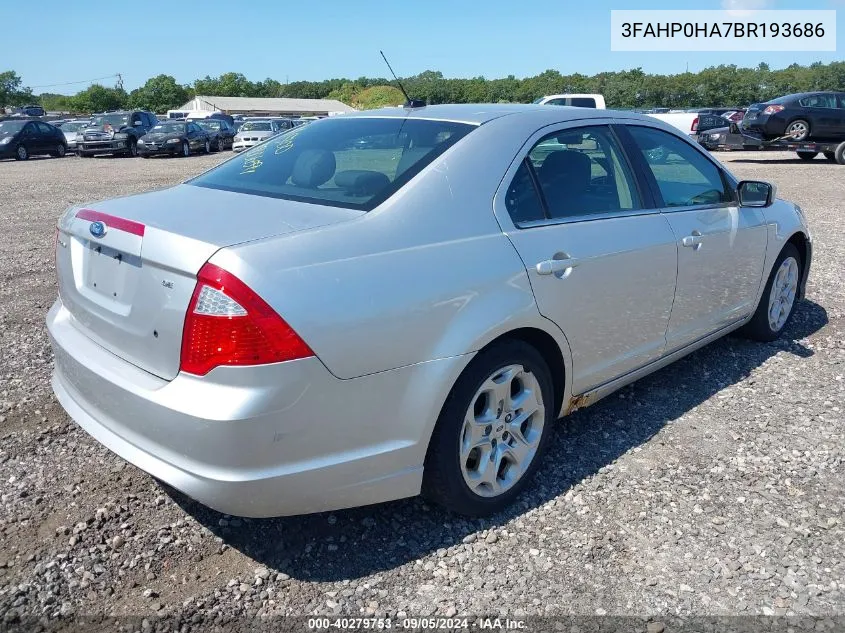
[379,51,425,108]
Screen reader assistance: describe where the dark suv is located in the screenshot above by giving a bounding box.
[742,92,845,142]
[77,110,157,157]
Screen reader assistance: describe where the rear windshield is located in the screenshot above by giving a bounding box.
[189,117,475,211]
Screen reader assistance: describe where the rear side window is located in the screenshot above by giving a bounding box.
[190,117,475,211]
[627,126,730,207]
[505,161,546,225]
[569,97,596,108]
[798,94,836,108]
[526,126,640,221]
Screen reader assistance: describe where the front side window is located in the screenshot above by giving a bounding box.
[525,126,640,220]
[190,117,475,211]
[626,126,730,208]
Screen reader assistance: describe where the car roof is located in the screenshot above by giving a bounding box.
[340,103,658,126]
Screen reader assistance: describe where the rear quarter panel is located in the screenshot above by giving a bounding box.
[211,117,575,385]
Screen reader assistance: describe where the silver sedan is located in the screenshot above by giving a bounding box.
[47,105,812,518]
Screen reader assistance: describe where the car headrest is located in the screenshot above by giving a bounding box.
[291,149,336,188]
[538,150,592,191]
[334,170,391,196]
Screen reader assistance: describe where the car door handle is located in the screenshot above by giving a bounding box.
[681,230,703,248]
[536,257,580,276]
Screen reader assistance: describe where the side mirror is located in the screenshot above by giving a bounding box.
[738,180,776,208]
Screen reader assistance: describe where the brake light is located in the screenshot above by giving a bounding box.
[763,105,785,115]
[180,263,313,376]
[691,117,699,132]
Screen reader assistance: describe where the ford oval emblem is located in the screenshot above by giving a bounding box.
[89,221,107,238]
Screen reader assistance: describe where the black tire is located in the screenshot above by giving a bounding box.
[141,154,150,159]
[15,144,28,161]
[422,340,555,517]
[823,151,836,162]
[785,119,810,141]
[836,142,845,166]
[739,243,802,342]
[203,139,211,154]
[126,139,138,158]
[797,151,817,161]
[181,140,190,157]
[216,137,225,152]
[50,144,67,158]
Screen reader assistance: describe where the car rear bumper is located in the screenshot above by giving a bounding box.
[47,299,467,517]
[742,115,785,137]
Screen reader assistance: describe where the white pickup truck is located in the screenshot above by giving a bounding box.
[645,111,700,136]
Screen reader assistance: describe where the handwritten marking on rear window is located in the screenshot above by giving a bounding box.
[240,145,268,174]
[274,128,302,154]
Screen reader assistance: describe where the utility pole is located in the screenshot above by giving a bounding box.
[116,73,124,91]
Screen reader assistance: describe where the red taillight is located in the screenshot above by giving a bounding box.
[763,105,785,115]
[691,117,699,132]
[180,263,313,376]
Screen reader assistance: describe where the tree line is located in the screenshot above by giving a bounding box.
[3,61,844,115]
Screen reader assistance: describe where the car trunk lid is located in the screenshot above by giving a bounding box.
[56,184,362,380]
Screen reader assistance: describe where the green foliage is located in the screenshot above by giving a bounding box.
[67,84,128,114]
[127,74,191,113]
[354,86,405,110]
[11,60,845,116]
[0,70,33,108]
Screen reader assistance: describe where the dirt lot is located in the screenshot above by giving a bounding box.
[0,151,842,627]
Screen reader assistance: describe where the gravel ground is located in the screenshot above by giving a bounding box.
[0,151,842,628]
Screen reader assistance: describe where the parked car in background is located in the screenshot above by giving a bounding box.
[194,118,235,152]
[18,104,46,117]
[533,94,606,108]
[58,120,90,153]
[232,119,285,152]
[742,92,845,141]
[78,110,157,157]
[721,109,747,123]
[137,121,211,158]
[646,110,700,135]
[48,105,811,518]
[0,119,67,160]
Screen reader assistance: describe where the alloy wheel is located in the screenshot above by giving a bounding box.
[787,121,809,140]
[459,364,545,498]
[768,256,799,332]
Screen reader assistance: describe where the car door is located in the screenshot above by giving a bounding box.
[495,123,678,395]
[36,122,57,153]
[20,122,40,154]
[835,94,845,133]
[191,123,205,149]
[620,124,768,352]
[797,93,838,137]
